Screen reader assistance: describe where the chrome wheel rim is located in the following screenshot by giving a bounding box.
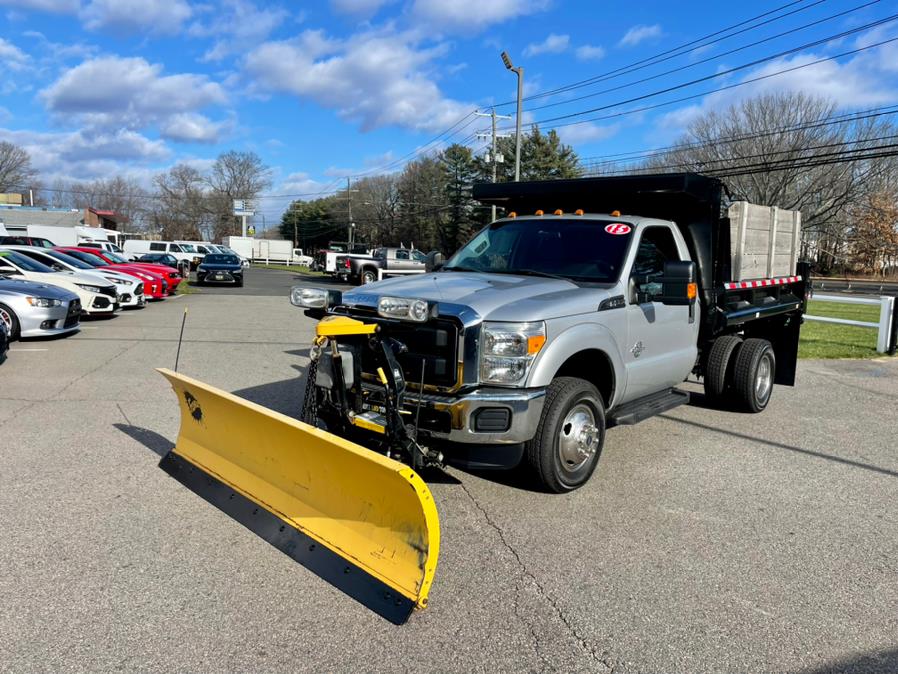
[363,272,376,284]
[756,353,773,402]
[558,403,599,472]
[0,307,12,332]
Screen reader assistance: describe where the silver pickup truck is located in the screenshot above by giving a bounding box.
[292,174,808,492]
[341,246,428,285]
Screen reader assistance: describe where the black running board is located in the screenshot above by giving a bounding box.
[608,388,689,427]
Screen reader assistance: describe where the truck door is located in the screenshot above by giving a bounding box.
[393,249,413,270]
[623,225,698,401]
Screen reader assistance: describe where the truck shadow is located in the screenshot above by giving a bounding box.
[659,414,898,479]
[802,647,898,674]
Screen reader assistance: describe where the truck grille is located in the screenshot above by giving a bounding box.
[343,309,460,388]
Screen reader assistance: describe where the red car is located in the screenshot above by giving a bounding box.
[57,247,170,300]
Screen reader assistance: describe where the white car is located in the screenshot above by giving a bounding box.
[123,239,204,267]
[0,249,119,316]
[3,246,146,309]
[78,240,126,256]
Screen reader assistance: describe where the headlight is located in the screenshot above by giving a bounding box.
[480,321,546,385]
[107,277,132,286]
[377,296,432,322]
[291,286,341,309]
[26,297,62,308]
[76,283,103,293]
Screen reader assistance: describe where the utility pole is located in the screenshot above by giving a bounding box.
[501,51,524,182]
[476,108,512,221]
[346,177,354,247]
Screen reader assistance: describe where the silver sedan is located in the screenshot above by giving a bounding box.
[0,278,81,339]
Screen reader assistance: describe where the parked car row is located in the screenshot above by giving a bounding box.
[0,244,185,365]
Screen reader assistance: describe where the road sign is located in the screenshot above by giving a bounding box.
[247,225,256,236]
[234,199,254,217]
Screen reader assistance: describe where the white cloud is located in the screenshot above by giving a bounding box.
[280,171,328,194]
[0,37,29,71]
[79,0,192,33]
[243,29,474,133]
[0,0,78,12]
[555,122,619,146]
[656,43,898,137]
[576,44,605,61]
[41,56,227,132]
[523,34,569,58]
[410,0,548,33]
[160,113,232,143]
[188,0,289,62]
[619,24,662,48]
[0,126,169,183]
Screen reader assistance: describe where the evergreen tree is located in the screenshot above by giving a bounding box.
[480,125,581,183]
[396,155,446,251]
[440,144,478,254]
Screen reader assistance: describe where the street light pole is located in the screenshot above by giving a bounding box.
[501,51,524,182]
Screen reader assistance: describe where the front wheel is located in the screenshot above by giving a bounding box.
[526,377,605,493]
[0,303,20,340]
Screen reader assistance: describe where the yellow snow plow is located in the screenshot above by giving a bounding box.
[156,357,440,624]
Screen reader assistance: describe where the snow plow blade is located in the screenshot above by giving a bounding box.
[156,368,440,624]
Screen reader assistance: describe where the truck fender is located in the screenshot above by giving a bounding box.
[527,322,626,408]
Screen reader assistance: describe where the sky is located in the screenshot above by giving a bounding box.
[1,0,897,226]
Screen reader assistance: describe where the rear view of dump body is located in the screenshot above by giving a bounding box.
[473,172,809,385]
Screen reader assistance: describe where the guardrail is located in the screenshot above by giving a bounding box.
[806,293,897,354]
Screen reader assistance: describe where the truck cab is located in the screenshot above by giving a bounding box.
[292,174,807,493]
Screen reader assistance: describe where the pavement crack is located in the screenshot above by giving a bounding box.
[116,403,133,426]
[458,481,615,673]
[50,341,141,400]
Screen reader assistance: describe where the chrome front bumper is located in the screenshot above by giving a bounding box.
[404,386,546,444]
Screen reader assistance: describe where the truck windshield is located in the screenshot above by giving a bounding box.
[443,218,633,283]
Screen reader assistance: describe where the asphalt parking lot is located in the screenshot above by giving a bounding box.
[2,268,897,673]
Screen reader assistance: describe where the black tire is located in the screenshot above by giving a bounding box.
[732,338,776,413]
[525,377,605,493]
[235,279,244,287]
[703,334,742,402]
[0,302,20,340]
[361,269,377,285]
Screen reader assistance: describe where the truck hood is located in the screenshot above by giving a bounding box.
[341,271,619,322]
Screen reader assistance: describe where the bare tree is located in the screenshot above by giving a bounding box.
[0,141,38,193]
[152,165,209,240]
[352,175,401,245]
[645,92,898,271]
[206,151,273,239]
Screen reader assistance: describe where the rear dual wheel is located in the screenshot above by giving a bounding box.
[704,336,776,412]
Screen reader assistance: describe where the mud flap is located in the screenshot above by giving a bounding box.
[156,368,440,624]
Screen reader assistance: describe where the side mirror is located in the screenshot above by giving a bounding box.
[660,260,697,306]
[425,251,444,272]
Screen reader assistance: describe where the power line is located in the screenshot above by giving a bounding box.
[579,105,898,169]
[498,35,898,138]
[524,1,881,115]
[504,16,898,131]
[494,0,831,107]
